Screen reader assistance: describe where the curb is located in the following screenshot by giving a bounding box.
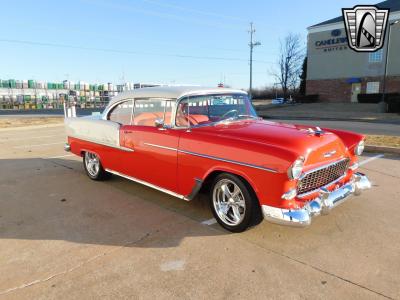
[258,115,400,124]
[365,145,400,155]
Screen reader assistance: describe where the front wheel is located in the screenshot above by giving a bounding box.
[210,173,262,232]
[83,152,110,181]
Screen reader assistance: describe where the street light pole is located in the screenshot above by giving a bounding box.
[248,22,261,99]
[381,20,399,104]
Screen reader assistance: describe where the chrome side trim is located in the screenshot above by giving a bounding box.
[144,143,177,152]
[119,146,135,152]
[178,149,278,173]
[141,143,277,173]
[69,136,134,152]
[105,168,190,201]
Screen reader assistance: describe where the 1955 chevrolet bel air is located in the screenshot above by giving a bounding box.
[64,86,371,232]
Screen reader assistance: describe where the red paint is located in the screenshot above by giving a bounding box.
[68,119,363,209]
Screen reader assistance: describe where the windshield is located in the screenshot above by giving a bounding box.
[175,93,258,127]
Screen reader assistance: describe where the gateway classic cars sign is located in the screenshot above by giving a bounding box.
[315,5,390,53]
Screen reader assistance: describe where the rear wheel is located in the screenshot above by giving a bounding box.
[83,152,110,181]
[210,173,261,232]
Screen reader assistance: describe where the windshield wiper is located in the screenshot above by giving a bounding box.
[213,115,259,126]
[237,114,259,119]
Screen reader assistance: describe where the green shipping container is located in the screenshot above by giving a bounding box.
[9,79,16,88]
[2,81,9,88]
[57,83,63,89]
[28,80,36,89]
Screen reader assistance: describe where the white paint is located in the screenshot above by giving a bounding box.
[13,142,65,149]
[359,154,385,167]
[160,260,185,272]
[65,117,120,148]
[201,218,217,225]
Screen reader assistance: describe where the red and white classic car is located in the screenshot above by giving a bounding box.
[65,86,371,232]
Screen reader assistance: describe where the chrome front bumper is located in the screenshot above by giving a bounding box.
[262,173,371,227]
[64,143,71,152]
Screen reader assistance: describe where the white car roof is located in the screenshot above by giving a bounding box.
[107,86,247,108]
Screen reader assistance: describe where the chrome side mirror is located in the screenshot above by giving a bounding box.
[155,118,165,128]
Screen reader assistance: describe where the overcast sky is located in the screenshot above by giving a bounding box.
[0,0,378,89]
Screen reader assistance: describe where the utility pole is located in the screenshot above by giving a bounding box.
[248,22,261,99]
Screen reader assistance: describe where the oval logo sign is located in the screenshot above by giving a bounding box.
[331,29,342,37]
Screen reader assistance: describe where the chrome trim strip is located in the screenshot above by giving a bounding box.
[69,136,134,152]
[144,143,177,152]
[178,149,278,173]
[119,146,135,152]
[139,143,277,173]
[105,168,190,201]
[299,157,348,180]
[297,174,346,198]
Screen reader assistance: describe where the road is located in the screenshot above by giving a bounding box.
[1,112,400,136]
[0,125,399,299]
[272,119,400,136]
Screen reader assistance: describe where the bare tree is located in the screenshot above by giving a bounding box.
[272,33,305,98]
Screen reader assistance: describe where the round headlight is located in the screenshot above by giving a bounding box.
[354,140,365,156]
[288,157,304,180]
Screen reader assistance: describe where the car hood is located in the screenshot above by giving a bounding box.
[196,119,349,165]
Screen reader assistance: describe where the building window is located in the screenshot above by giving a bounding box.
[369,49,383,63]
[366,82,380,94]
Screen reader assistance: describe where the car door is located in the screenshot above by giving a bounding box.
[120,98,180,192]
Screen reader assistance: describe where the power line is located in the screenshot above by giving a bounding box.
[80,0,244,31]
[0,38,275,64]
[141,0,244,22]
[4,22,273,55]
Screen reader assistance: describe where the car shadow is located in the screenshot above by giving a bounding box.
[0,157,225,249]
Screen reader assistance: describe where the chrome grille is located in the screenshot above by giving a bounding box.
[297,158,350,195]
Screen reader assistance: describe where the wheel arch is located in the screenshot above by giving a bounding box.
[201,168,260,205]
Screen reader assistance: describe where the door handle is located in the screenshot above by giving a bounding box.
[124,130,132,134]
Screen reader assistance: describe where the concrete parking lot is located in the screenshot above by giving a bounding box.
[0,124,399,299]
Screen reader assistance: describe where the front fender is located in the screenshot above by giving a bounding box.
[323,128,364,155]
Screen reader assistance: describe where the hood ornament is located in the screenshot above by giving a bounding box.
[307,127,325,137]
[324,150,337,158]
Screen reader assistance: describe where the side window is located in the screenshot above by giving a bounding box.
[108,100,133,125]
[176,97,210,127]
[132,98,175,127]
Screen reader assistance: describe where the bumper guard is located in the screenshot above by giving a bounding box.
[262,172,371,227]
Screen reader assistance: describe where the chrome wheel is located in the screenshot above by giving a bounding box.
[85,152,100,177]
[212,179,246,226]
